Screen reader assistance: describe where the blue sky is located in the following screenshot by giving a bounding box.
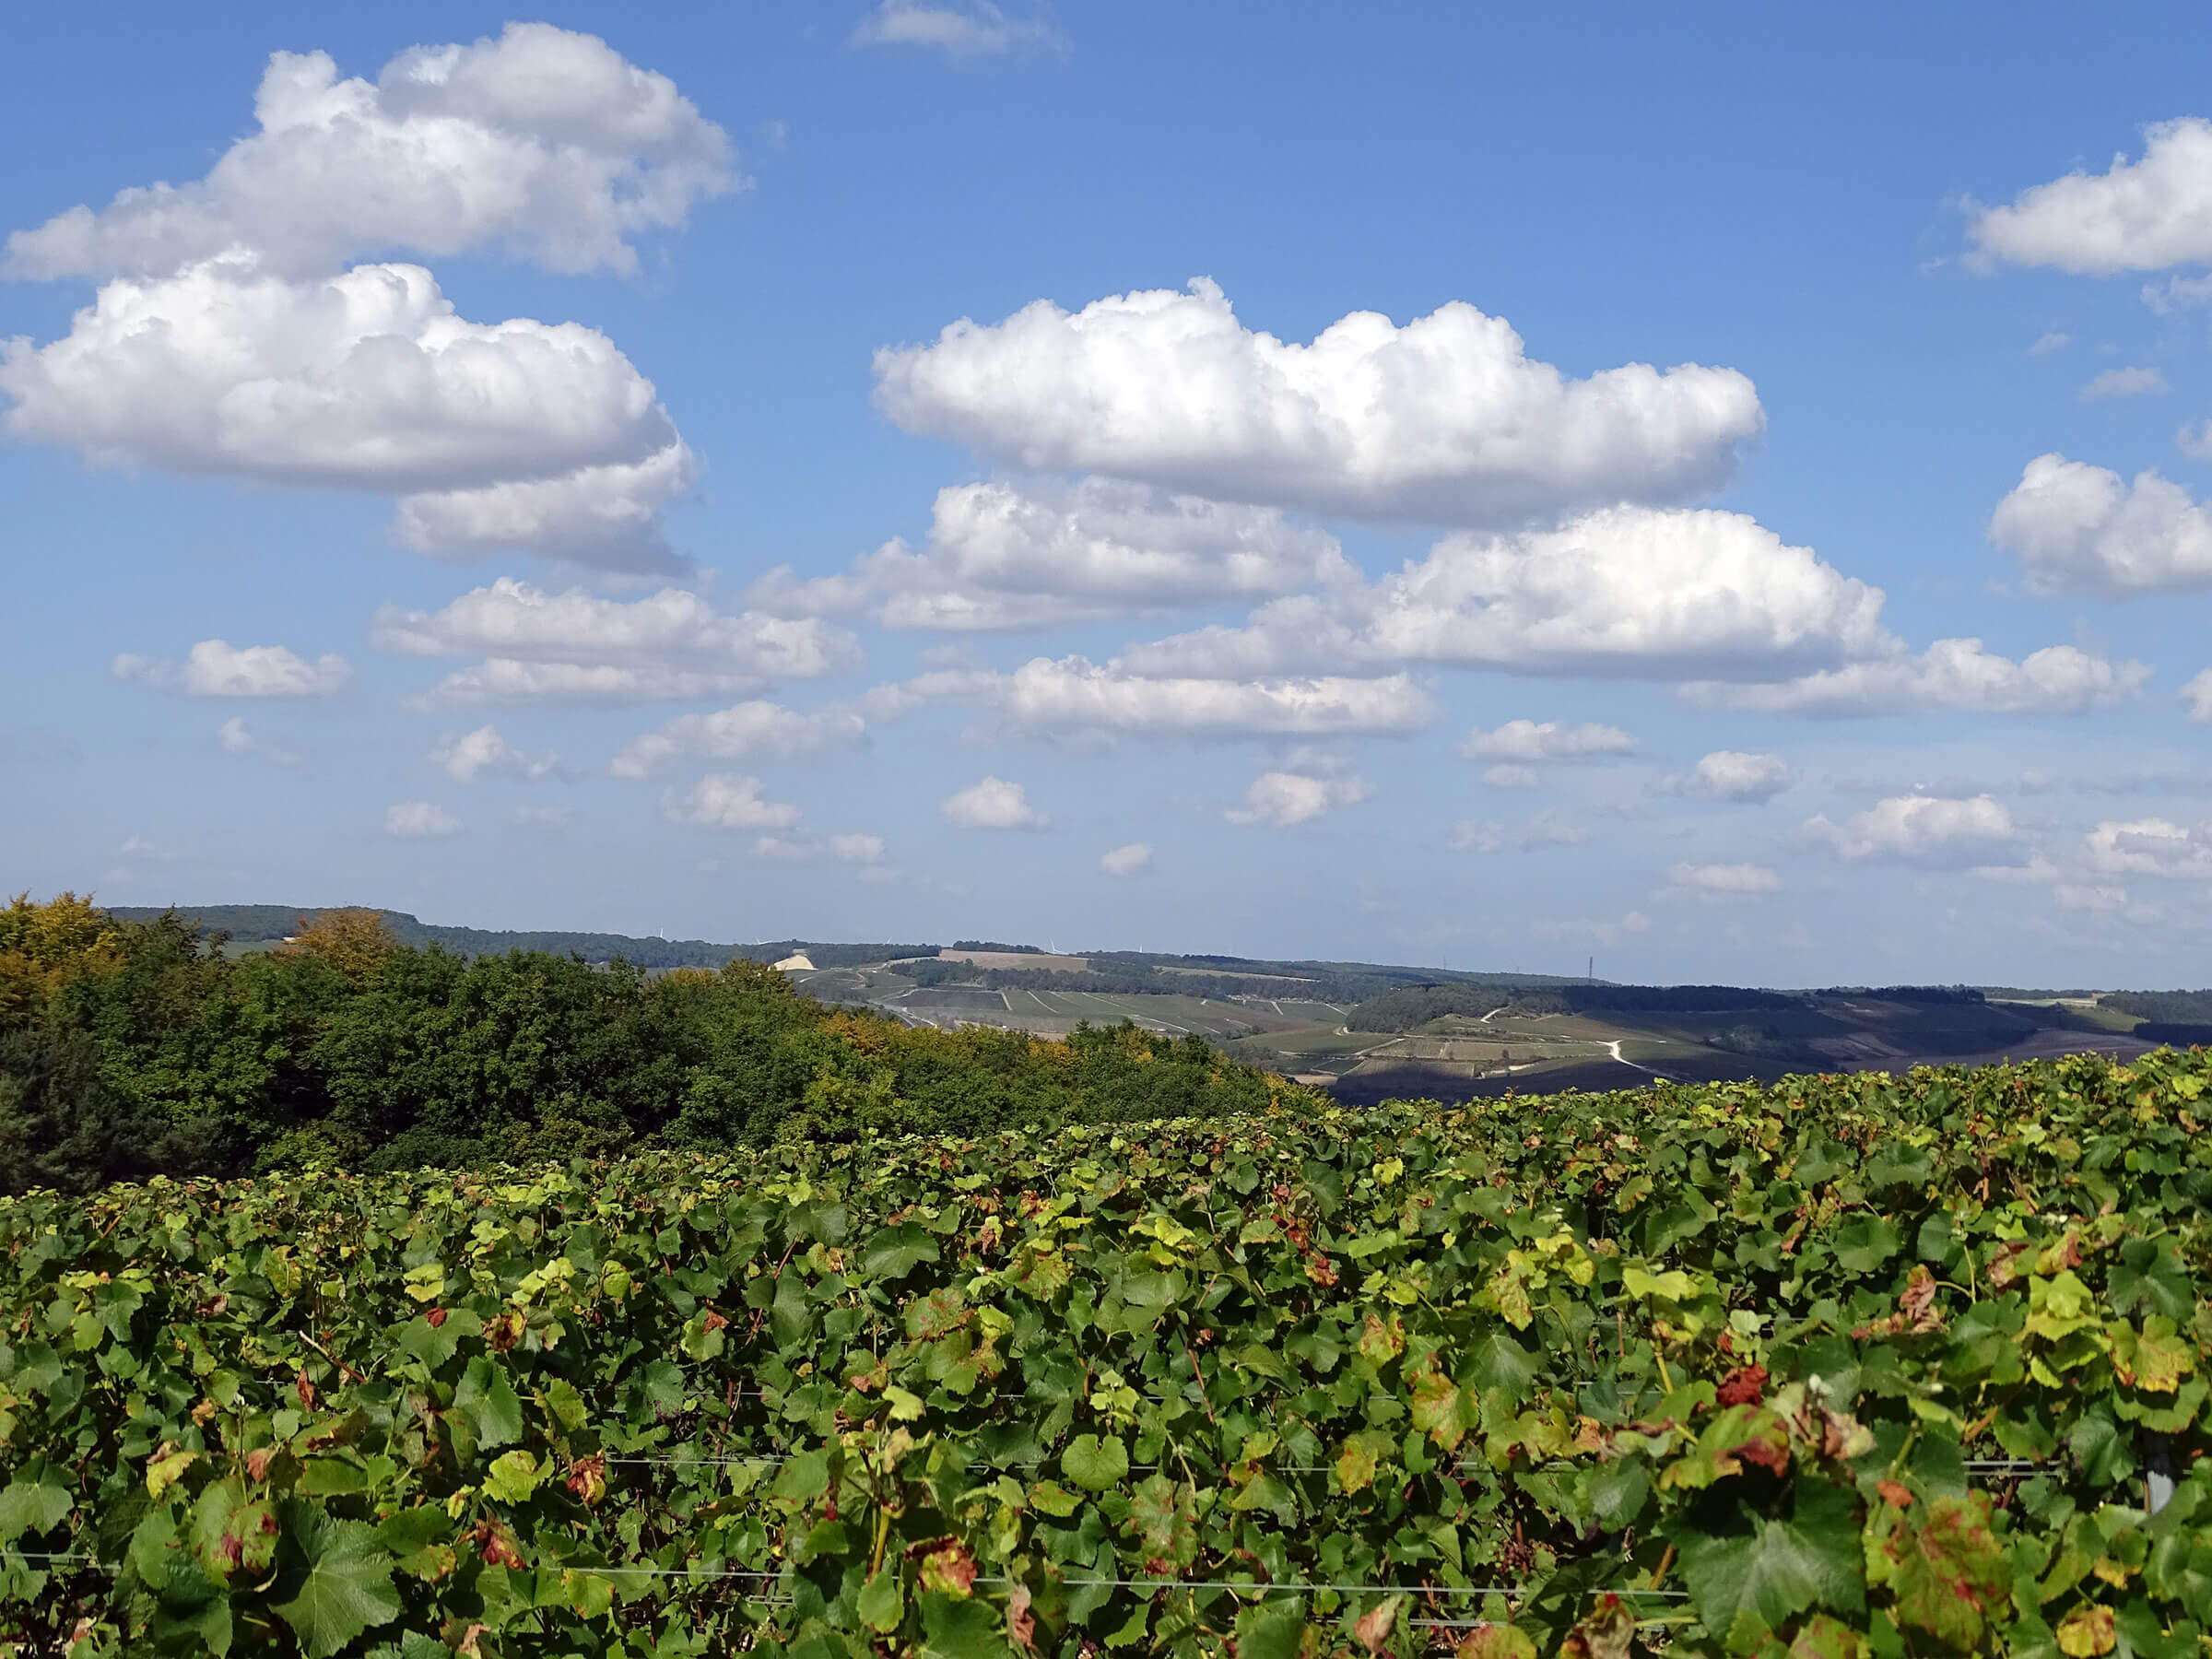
[9,2,2212,983]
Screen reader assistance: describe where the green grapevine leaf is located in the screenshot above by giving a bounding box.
[273,1510,403,1658]
[1062,1433,1129,1490]
[862,1221,941,1279]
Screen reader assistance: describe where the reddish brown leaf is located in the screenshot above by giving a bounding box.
[1987,1240,2031,1290]
[565,1454,607,1507]
[1716,1363,1769,1406]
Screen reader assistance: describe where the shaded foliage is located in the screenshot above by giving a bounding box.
[0,898,1312,1194]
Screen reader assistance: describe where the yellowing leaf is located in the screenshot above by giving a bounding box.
[2056,1605,2116,1656]
[147,1443,199,1500]
[483,1451,543,1505]
[1335,1438,1380,1494]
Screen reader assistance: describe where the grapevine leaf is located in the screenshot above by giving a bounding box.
[920,1590,1009,1659]
[1674,1479,1862,1648]
[862,1222,941,1280]
[1875,1494,2011,1651]
[0,1477,72,1541]
[483,1450,542,1504]
[2055,1606,2115,1656]
[273,1511,403,1659]
[1457,1626,1539,1659]
[1233,1604,1309,1659]
[1123,1474,1197,1568]
[1830,1218,1901,1275]
[1466,1329,1539,1401]
[858,1565,904,1632]
[453,1358,524,1448]
[1062,1434,1129,1491]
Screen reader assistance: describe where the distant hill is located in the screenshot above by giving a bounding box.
[100,902,1598,992]
[103,905,937,972]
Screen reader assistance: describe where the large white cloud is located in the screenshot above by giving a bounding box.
[1692,639,2147,717]
[1802,794,2018,865]
[1,256,693,572]
[609,701,867,779]
[113,639,351,697]
[374,578,861,705]
[1125,505,1889,681]
[4,27,726,571]
[1968,119,2212,275]
[749,477,1351,630]
[5,25,735,280]
[1989,453,2212,595]
[874,278,1763,524]
[394,443,698,571]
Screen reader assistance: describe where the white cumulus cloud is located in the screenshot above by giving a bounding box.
[1688,639,2146,717]
[830,833,886,865]
[664,773,801,831]
[4,27,731,571]
[429,724,564,783]
[1125,505,1888,682]
[875,656,1436,740]
[850,1,1066,58]
[609,701,867,779]
[748,477,1350,631]
[114,639,350,697]
[6,25,735,280]
[1100,841,1152,876]
[874,278,1762,524]
[1669,861,1783,895]
[2084,817,2212,880]
[941,775,1047,830]
[1226,771,1371,828]
[1968,119,2212,275]
[1668,750,1793,803]
[386,800,461,837]
[2,257,694,572]
[2080,366,2168,400]
[374,578,861,705]
[215,716,299,764]
[1990,453,2212,594]
[1460,719,1636,763]
[1803,794,2018,865]
[2183,669,2212,722]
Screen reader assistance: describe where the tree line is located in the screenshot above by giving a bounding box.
[0,894,1317,1194]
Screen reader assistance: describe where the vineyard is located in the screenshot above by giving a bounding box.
[3,1051,2209,1657]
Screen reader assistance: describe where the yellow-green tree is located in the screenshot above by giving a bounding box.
[273,907,396,982]
[0,891,122,1018]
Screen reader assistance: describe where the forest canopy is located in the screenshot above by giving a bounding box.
[0,894,1315,1194]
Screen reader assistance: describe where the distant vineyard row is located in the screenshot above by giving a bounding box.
[4,1048,2208,1655]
